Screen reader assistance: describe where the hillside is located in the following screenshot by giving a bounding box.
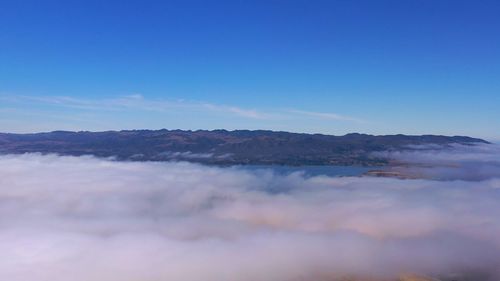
[0,130,488,166]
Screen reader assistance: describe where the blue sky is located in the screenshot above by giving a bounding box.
[1,0,499,140]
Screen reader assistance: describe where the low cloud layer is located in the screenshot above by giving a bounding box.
[0,153,499,280]
[376,143,500,181]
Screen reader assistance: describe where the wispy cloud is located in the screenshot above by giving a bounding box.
[200,103,275,120]
[1,94,275,120]
[1,94,362,123]
[287,109,365,123]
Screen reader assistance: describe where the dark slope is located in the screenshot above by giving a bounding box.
[0,130,489,166]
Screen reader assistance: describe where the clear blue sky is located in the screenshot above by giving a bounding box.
[1,0,499,140]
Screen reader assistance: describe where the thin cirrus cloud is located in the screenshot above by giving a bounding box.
[287,109,365,123]
[0,94,362,122]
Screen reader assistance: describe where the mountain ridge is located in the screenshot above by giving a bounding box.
[0,129,489,166]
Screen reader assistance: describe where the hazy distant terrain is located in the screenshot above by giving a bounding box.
[0,130,488,166]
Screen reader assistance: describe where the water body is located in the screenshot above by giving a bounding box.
[234,165,372,178]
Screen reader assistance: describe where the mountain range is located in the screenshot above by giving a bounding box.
[0,130,488,166]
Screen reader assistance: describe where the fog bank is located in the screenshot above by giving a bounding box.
[0,154,499,280]
[375,143,500,181]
